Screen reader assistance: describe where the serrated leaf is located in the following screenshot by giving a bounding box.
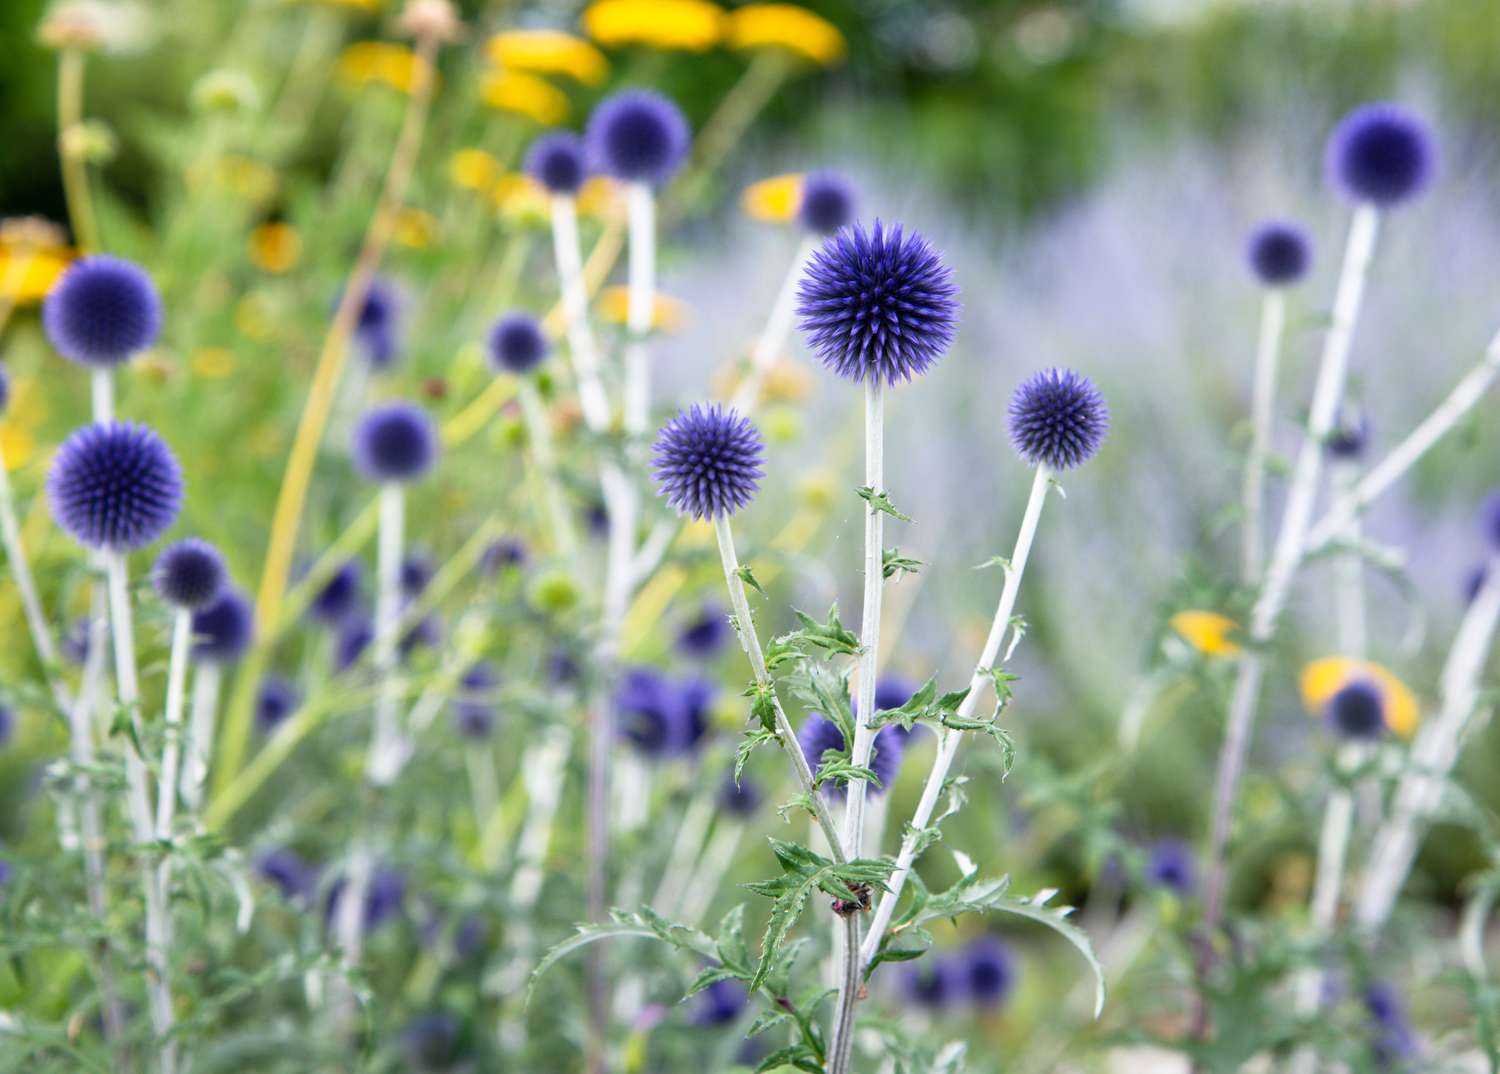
[527,909,714,1007]
[882,548,923,580]
[736,564,767,597]
[856,485,912,522]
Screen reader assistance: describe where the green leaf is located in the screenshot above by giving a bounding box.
[527,908,714,1007]
[857,485,913,522]
[882,548,923,580]
[736,564,767,597]
[767,605,862,669]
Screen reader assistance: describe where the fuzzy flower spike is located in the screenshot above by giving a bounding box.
[1008,368,1110,471]
[48,422,184,550]
[352,403,439,484]
[651,404,766,521]
[1325,103,1436,207]
[43,255,163,367]
[797,219,958,385]
[152,537,227,610]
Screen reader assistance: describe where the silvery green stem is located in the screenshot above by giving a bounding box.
[858,465,1052,968]
[623,180,656,437]
[517,378,579,562]
[1356,556,1500,934]
[827,914,862,1074]
[367,482,406,786]
[729,235,817,415]
[155,609,192,838]
[508,725,572,907]
[652,785,715,916]
[713,513,847,858]
[180,662,221,812]
[92,367,113,423]
[842,377,886,861]
[1242,290,1287,581]
[0,442,71,710]
[1331,460,1367,659]
[549,194,611,431]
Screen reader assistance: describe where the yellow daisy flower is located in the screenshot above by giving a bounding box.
[216,154,279,202]
[0,375,45,471]
[449,147,500,191]
[337,42,432,94]
[1299,656,1420,738]
[726,3,846,65]
[741,172,803,223]
[486,29,608,85]
[0,424,34,472]
[1168,610,1242,657]
[600,286,686,333]
[0,247,71,305]
[479,70,569,125]
[248,222,302,273]
[491,173,549,219]
[393,207,438,248]
[576,176,621,218]
[581,0,725,51]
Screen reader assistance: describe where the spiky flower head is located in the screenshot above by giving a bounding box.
[651,404,765,520]
[1246,221,1312,286]
[191,587,254,665]
[255,848,312,900]
[963,936,1017,1007]
[695,978,749,1027]
[1326,410,1368,460]
[48,422,183,551]
[717,774,762,817]
[525,131,588,194]
[43,255,162,367]
[613,668,711,759]
[1007,368,1109,470]
[798,714,905,797]
[1325,103,1436,207]
[1327,679,1386,739]
[586,89,689,186]
[401,550,433,597]
[1145,838,1195,895]
[353,402,439,483]
[799,171,856,234]
[255,676,300,733]
[152,537,227,610]
[488,312,550,374]
[309,560,362,625]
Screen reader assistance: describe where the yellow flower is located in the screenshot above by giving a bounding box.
[449,148,500,191]
[0,424,34,472]
[479,70,569,125]
[0,247,71,305]
[600,286,686,333]
[726,3,845,65]
[763,358,812,403]
[491,173,549,220]
[393,207,438,248]
[741,172,803,222]
[1168,610,1242,657]
[337,42,431,94]
[284,0,383,9]
[576,176,620,218]
[1299,656,1420,738]
[190,347,235,379]
[486,29,608,85]
[248,222,302,273]
[581,0,725,51]
[216,154,279,202]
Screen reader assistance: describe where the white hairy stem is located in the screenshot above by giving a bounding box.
[366,482,406,786]
[1242,290,1287,582]
[508,726,573,907]
[550,195,611,431]
[517,379,578,562]
[180,662,222,811]
[155,609,192,838]
[623,181,656,437]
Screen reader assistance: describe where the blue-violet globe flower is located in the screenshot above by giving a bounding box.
[651,404,765,520]
[1325,103,1436,206]
[1007,368,1109,470]
[48,422,183,551]
[43,255,163,367]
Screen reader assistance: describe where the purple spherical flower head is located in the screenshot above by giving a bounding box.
[1008,368,1109,470]
[256,847,312,900]
[309,560,362,624]
[350,277,402,369]
[614,667,684,758]
[334,615,373,673]
[797,220,958,386]
[717,773,762,817]
[651,404,765,521]
[402,1012,461,1069]
[44,255,162,367]
[695,977,749,1027]
[1325,103,1436,207]
[352,402,438,483]
[901,957,961,1012]
[152,537,227,611]
[799,171,856,234]
[48,422,183,551]
[325,866,406,932]
[0,704,13,748]
[964,936,1017,1007]
[586,89,690,186]
[488,312,550,375]
[1328,679,1386,739]
[452,661,500,738]
[1364,980,1418,1063]
[676,602,730,659]
[1246,221,1312,287]
[255,676,300,733]
[401,550,433,598]
[871,674,919,745]
[798,714,905,797]
[548,647,580,686]
[677,676,714,754]
[525,131,588,195]
[1326,410,1368,460]
[1145,838,1195,895]
[191,588,254,665]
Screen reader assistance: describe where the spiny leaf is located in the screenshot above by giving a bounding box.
[857,485,912,522]
[882,548,923,580]
[736,564,767,597]
[527,909,714,1007]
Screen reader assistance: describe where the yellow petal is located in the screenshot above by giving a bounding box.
[741,172,803,222]
[486,29,608,85]
[599,285,686,333]
[1298,656,1420,738]
[491,173,549,220]
[392,207,438,248]
[479,70,570,125]
[1168,610,1242,657]
[581,0,725,51]
[337,42,432,94]
[726,3,846,65]
[0,424,34,472]
[0,248,71,305]
[576,176,620,218]
[449,148,500,191]
[248,222,301,273]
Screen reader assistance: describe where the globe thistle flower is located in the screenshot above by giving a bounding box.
[872,674,919,745]
[480,537,528,574]
[1246,221,1312,286]
[0,704,13,748]
[1007,368,1110,471]
[352,402,439,483]
[525,131,588,195]
[1364,980,1418,1064]
[676,676,714,755]
[1326,410,1369,460]
[694,978,748,1027]
[798,714,905,797]
[400,551,433,598]
[1145,838,1196,895]
[676,602,730,659]
[48,422,183,551]
[1327,679,1387,739]
[452,661,500,738]
[1325,104,1436,207]
[717,774,762,817]
[400,1012,461,1070]
[585,89,689,186]
[151,537,227,610]
[650,404,766,520]
[351,277,402,369]
[325,866,406,932]
[191,588,254,665]
[334,615,374,673]
[255,847,312,900]
[43,255,162,367]
[963,936,1017,1007]
[797,220,958,386]
[901,957,961,1012]
[547,647,580,686]
[309,560,362,624]
[613,667,709,758]
[488,312,550,375]
[799,171,856,234]
[255,676,300,733]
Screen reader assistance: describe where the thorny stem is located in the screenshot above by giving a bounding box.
[729,235,817,415]
[180,663,221,813]
[367,483,406,786]
[155,609,193,838]
[1241,290,1287,582]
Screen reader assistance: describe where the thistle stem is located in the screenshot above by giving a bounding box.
[507,726,573,906]
[180,663,221,812]
[1241,290,1286,582]
[623,181,656,437]
[550,195,611,432]
[367,482,406,786]
[652,786,715,916]
[729,235,816,415]
[154,609,192,838]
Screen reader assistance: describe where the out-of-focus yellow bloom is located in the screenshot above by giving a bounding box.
[582,0,724,51]
[763,405,801,444]
[1299,656,1420,738]
[285,0,383,10]
[0,247,72,306]
[0,425,34,472]
[726,3,845,65]
[486,29,608,85]
[449,148,499,191]
[798,469,837,510]
[236,294,274,341]
[1168,610,1242,657]
[338,42,432,94]
[0,375,44,471]
[248,222,301,273]
[741,172,803,222]
[393,207,438,247]
[600,286,686,333]
[191,347,235,379]
[576,176,619,217]
[216,154,279,202]
[480,70,569,124]
[763,358,812,403]
[491,173,549,220]
[131,352,174,385]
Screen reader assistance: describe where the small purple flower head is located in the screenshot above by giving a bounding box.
[0,704,13,748]
[334,615,373,673]
[677,676,714,755]
[1145,838,1196,895]
[48,422,183,551]
[1364,980,1418,1064]
[1327,680,1387,739]
[799,171,856,234]
[798,714,905,797]
[963,936,1017,1007]
[352,277,402,369]
[1246,221,1312,286]
[191,588,254,665]
[614,669,710,759]
[309,560,362,624]
[401,1012,462,1069]
[481,537,528,574]
[585,500,610,537]
[548,647,580,686]
[676,602,730,659]
[255,676,300,733]
[43,255,162,367]
[1325,103,1436,207]
[151,538,227,610]
[695,978,749,1027]
[797,220,958,386]
[325,866,406,932]
[401,551,433,598]
[452,662,500,738]
[255,848,312,900]
[586,89,690,186]
[352,402,438,483]
[525,131,588,195]
[1007,368,1109,470]
[717,774,762,817]
[488,312,550,375]
[651,404,765,520]
[1326,410,1369,460]
[901,957,961,1012]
